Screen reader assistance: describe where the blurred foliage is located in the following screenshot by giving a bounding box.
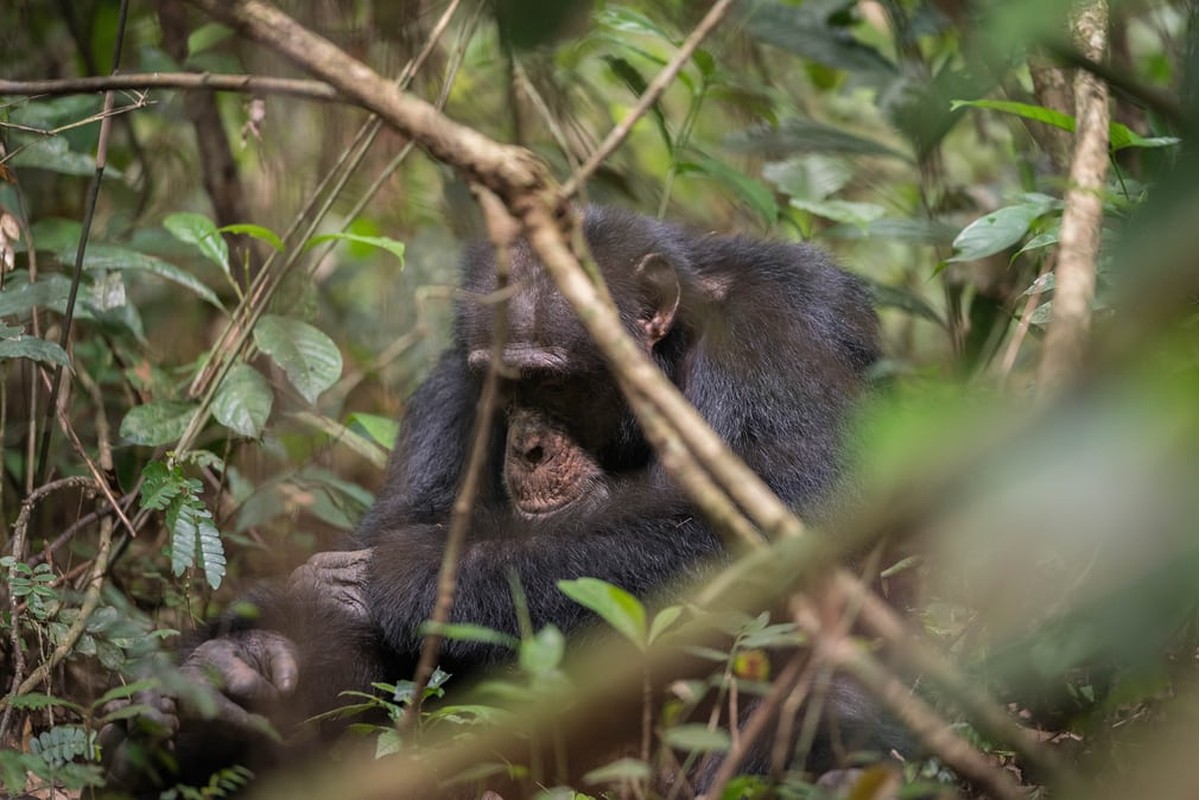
[1,0,1197,797]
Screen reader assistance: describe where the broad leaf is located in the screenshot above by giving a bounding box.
[743,1,896,78]
[676,152,778,225]
[583,758,654,786]
[213,363,273,438]
[0,274,74,319]
[10,138,101,177]
[661,724,731,753]
[64,244,223,308]
[0,332,71,369]
[305,232,405,266]
[558,577,646,649]
[164,212,229,273]
[253,314,343,405]
[419,622,519,650]
[519,624,565,676]
[788,197,885,229]
[727,118,910,161]
[952,99,1181,152]
[218,223,285,252]
[949,195,1057,262]
[346,412,399,451]
[120,401,198,446]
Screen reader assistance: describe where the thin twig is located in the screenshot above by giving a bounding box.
[834,570,1071,781]
[403,188,516,726]
[833,642,1026,800]
[699,649,812,800]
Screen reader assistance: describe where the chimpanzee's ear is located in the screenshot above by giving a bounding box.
[635,253,680,346]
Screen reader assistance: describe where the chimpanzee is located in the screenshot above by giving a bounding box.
[126,206,889,790]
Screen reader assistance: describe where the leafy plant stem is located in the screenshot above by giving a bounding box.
[1,476,99,740]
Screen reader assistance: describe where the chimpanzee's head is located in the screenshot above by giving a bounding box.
[458,207,694,517]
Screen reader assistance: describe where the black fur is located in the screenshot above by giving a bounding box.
[355,207,877,675]
[155,207,886,791]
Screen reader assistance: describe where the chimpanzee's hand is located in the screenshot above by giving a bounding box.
[179,629,300,731]
[287,548,374,626]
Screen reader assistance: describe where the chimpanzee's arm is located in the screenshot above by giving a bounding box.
[364,501,724,668]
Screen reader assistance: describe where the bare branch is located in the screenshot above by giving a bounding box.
[0,72,341,102]
[1038,0,1111,395]
[404,188,517,725]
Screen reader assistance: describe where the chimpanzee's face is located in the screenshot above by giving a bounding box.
[461,238,680,517]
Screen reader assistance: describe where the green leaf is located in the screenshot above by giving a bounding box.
[253,314,343,405]
[187,22,233,56]
[519,624,565,676]
[218,223,285,252]
[375,728,402,758]
[676,153,778,226]
[169,499,226,589]
[9,693,83,713]
[951,98,1073,132]
[743,1,896,78]
[30,725,99,767]
[11,137,100,177]
[558,577,646,649]
[120,401,198,447]
[0,332,72,369]
[648,605,683,644]
[287,411,388,469]
[788,197,886,229]
[65,244,224,309]
[603,55,672,151]
[727,118,910,161]
[418,622,520,650]
[213,363,273,438]
[164,212,229,273]
[951,99,1181,152]
[346,412,399,451]
[825,217,960,243]
[661,724,730,753]
[0,274,74,319]
[948,196,1057,262]
[305,232,405,266]
[583,757,653,786]
[139,461,185,511]
[94,678,160,709]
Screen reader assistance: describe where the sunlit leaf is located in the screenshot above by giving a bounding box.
[305,232,405,266]
[346,412,399,451]
[164,212,229,273]
[218,223,285,252]
[558,577,646,649]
